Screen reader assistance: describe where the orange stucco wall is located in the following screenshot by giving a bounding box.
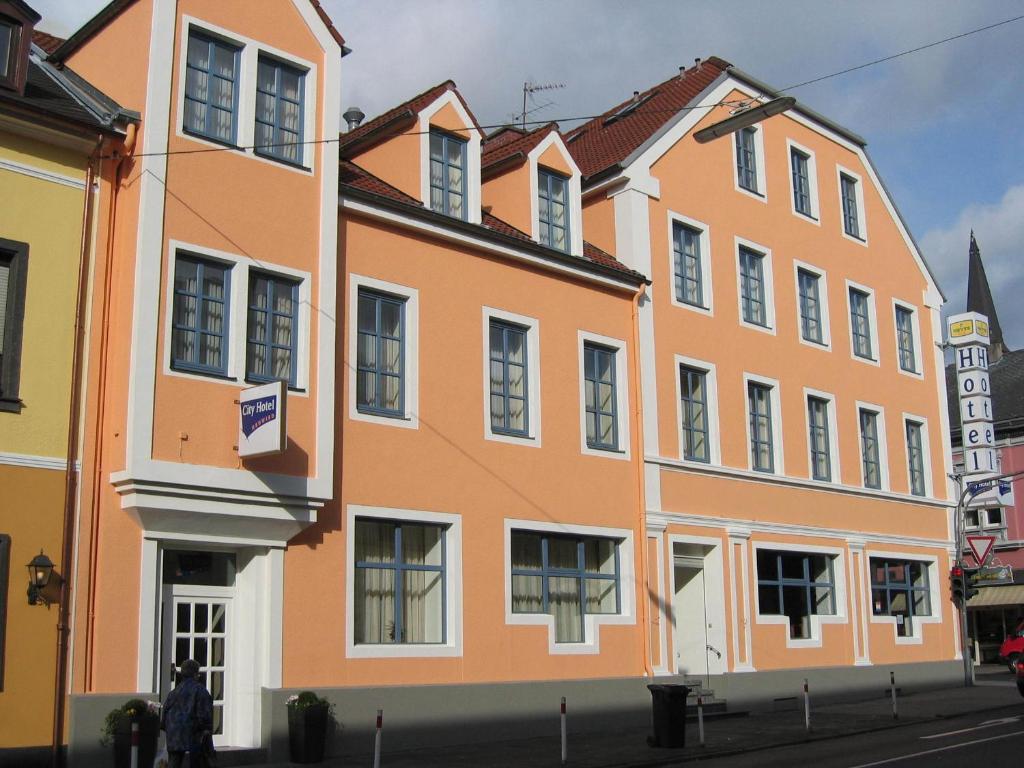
[482,163,531,236]
[538,143,572,177]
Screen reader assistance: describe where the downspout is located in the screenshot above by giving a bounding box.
[51,132,105,768]
[631,283,653,678]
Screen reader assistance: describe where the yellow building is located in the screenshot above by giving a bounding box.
[0,4,135,763]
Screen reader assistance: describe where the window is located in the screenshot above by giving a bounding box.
[246,272,298,386]
[757,550,835,640]
[807,396,831,481]
[739,247,767,327]
[353,519,446,644]
[171,255,230,376]
[859,409,882,489]
[184,32,240,145]
[429,131,467,219]
[870,558,930,638]
[255,56,305,165]
[849,287,874,360]
[748,382,775,472]
[510,530,620,643]
[679,366,709,462]
[356,289,405,417]
[672,222,704,308]
[797,269,823,344]
[489,320,529,436]
[583,343,618,451]
[895,306,917,373]
[538,170,569,252]
[0,533,8,690]
[791,148,812,216]
[0,238,27,410]
[0,18,15,81]
[735,127,758,193]
[840,173,861,239]
[964,509,979,529]
[905,420,926,496]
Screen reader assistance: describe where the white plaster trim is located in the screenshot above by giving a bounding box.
[347,274,419,429]
[845,279,880,366]
[734,236,776,335]
[673,354,721,466]
[0,451,76,471]
[577,329,631,460]
[345,505,463,658]
[930,303,956,504]
[863,549,943,645]
[902,412,934,499]
[418,91,482,225]
[792,259,831,351]
[892,298,924,379]
[0,157,86,189]
[752,541,848,649]
[136,538,160,692]
[481,306,541,447]
[836,164,868,246]
[666,209,713,316]
[667,533,729,675]
[730,122,767,202]
[527,131,584,257]
[649,532,668,674]
[742,371,785,475]
[728,530,755,671]
[803,387,842,484]
[503,517,635,655]
[855,400,891,492]
[785,138,820,224]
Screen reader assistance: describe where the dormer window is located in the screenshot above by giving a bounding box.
[0,18,16,81]
[537,169,569,252]
[0,0,37,95]
[429,131,467,219]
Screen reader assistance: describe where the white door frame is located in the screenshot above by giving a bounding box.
[667,534,729,676]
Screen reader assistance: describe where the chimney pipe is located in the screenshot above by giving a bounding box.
[343,106,365,131]
[633,90,640,102]
[694,57,702,71]
[678,65,685,79]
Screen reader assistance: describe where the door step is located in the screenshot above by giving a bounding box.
[210,746,267,766]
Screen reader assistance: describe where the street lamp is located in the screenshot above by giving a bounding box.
[693,96,796,143]
[26,550,57,606]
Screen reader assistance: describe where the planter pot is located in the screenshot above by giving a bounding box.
[288,703,329,764]
[111,715,160,768]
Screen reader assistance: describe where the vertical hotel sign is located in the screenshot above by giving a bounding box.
[947,311,996,500]
[238,381,287,458]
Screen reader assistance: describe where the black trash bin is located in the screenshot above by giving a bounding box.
[647,683,689,748]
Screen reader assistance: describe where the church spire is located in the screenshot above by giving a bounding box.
[966,231,1009,361]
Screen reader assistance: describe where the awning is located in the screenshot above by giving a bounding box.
[967,584,1024,608]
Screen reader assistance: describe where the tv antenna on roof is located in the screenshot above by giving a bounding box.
[520,81,565,130]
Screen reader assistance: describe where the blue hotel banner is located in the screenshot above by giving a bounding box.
[238,381,286,458]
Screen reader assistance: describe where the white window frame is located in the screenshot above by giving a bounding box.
[503,518,635,655]
[735,236,775,335]
[528,132,584,257]
[743,372,785,475]
[161,239,312,394]
[345,504,463,658]
[792,259,831,350]
[577,330,631,460]
[674,355,721,465]
[786,139,820,224]
[482,306,541,447]
[732,123,767,202]
[176,16,318,175]
[865,550,942,644]
[752,542,848,649]
[803,387,841,484]
[892,298,924,379]
[901,413,933,499]
[855,400,891,492]
[348,273,419,429]
[845,279,879,366]
[666,210,713,316]
[836,164,868,246]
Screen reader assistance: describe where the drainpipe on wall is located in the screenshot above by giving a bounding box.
[631,283,653,678]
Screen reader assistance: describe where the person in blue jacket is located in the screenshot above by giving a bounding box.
[161,659,214,768]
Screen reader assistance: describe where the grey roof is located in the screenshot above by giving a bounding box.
[946,348,1024,442]
[966,232,1008,352]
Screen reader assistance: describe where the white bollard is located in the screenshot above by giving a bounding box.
[560,696,567,766]
[373,709,382,768]
[697,694,705,747]
[803,678,810,733]
[130,721,139,768]
[890,671,898,720]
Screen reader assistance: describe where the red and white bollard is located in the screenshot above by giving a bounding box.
[560,696,567,765]
[373,709,382,768]
[697,694,705,747]
[129,721,139,768]
[803,678,810,733]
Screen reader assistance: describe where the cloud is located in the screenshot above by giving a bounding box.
[921,184,1024,349]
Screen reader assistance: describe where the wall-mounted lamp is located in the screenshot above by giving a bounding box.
[693,96,797,144]
[27,550,61,606]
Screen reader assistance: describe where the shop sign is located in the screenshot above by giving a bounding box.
[238,380,287,458]
[971,564,1014,587]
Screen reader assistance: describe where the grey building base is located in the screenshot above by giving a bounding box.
[259,659,962,762]
[66,691,158,767]
[0,745,58,768]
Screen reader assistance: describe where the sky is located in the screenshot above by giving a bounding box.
[31,0,1024,348]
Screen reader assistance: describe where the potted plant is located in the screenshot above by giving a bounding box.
[286,690,332,764]
[101,698,161,768]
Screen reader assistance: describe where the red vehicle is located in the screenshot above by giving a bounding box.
[999,618,1024,673]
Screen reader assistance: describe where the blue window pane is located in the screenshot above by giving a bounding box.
[171,255,230,376]
[739,247,766,327]
[489,320,529,436]
[756,550,835,640]
[736,127,758,192]
[246,272,299,386]
[859,409,881,489]
[672,223,703,307]
[791,149,812,215]
[679,366,709,462]
[429,132,467,219]
[798,269,822,343]
[870,558,930,637]
[906,422,925,496]
[807,397,831,481]
[841,174,860,238]
[184,32,239,144]
[748,382,773,472]
[849,289,873,359]
[896,307,916,372]
[584,343,617,450]
[254,56,305,165]
[538,170,570,252]
[356,290,405,416]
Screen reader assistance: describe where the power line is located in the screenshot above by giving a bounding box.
[102,12,1024,161]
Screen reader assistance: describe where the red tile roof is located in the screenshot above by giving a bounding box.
[565,57,731,179]
[339,160,643,282]
[339,80,482,156]
[482,123,558,171]
[306,0,345,47]
[32,30,65,55]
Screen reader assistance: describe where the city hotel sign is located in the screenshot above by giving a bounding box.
[238,380,287,458]
[947,311,997,503]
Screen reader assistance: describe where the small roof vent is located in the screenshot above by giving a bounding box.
[343,106,365,131]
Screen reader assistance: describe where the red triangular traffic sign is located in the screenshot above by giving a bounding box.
[966,535,996,566]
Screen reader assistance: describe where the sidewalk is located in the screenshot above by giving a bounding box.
[262,681,1023,768]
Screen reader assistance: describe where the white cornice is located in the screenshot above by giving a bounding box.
[0,451,78,471]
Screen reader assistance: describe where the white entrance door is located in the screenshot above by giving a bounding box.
[672,555,725,677]
[161,585,232,747]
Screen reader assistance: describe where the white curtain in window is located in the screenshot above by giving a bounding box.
[201,270,225,369]
[354,522,396,644]
[0,260,9,356]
